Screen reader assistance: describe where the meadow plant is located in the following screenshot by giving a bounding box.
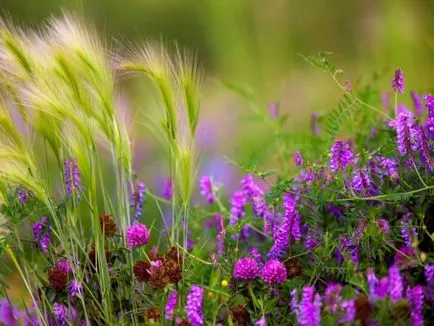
[0,15,433,326]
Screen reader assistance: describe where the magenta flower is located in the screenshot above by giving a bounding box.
[233,257,260,280]
[165,290,178,320]
[186,285,204,326]
[215,214,225,256]
[376,218,390,234]
[400,214,418,247]
[339,299,356,324]
[199,176,216,204]
[18,189,30,205]
[392,68,404,93]
[126,223,150,248]
[229,190,247,226]
[299,286,322,326]
[330,140,353,173]
[261,259,287,285]
[425,264,434,283]
[56,259,72,273]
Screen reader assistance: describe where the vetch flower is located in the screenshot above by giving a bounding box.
[69,280,83,298]
[64,159,81,196]
[261,259,287,285]
[412,91,423,116]
[18,189,30,205]
[413,125,434,171]
[392,68,404,93]
[215,214,225,256]
[400,214,418,247]
[330,140,353,172]
[241,174,263,201]
[165,290,178,320]
[229,190,247,226]
[324,283,342,314]
[255,317,266,326]
[53,303,68,326]
[340,299,356,324]
[233,257,260,280]
[130,182,146,219]
[298,286,321,326]
[388,111,417,156]
[199,176,216,204]
[248,247,263,267]
[0,298,20,326]
[425,264,434,284]
[407,285,424,326]
[388,265,403,303]
[126,223,150,249]
[186,285,204,326]
[376,218,390,234]
[293,151,303,167]
[163,177,173,200]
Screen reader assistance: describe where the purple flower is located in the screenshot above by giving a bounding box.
[394,245,416,269]
[165,290,178,320]
[339,235,359,265]
[293,151,303,167]
[267,194,300,259]
[18,189,30,205]
[388,111,417,156]
[299,287,321,326]
[407,285,424,326]
[413,125,434,171]
[53,303,68,326]
[32,217,48,241]
[130,182,146,219]
[376,218,390,234]
[56,259,71,273]
[305,227,320,250]
[388,265,403,303]
[311,112,321,135]
[186,285,204,326]
[215,214,225,256]
[269,102,278,119]
[163,177,173,200]
[252,196,268,218]
[424,93,434,139]
[425,264,434,283]
[351,168,376,197]
[400,214,418,247]
[0,299,20,326]
[229,191,247,226]
[233,257,261,280]
[69,280,83,298]
[339,299,356,324]
[126,223,150,248]
[64,159,81,196]
[367,268,379,300]
[199,176,216,204]
[330,140,353,173]
[32,217,51,253]
[241,174,263,200]
[261,259,287,285]
[412,91,423,116]
[324,283,342,314]
[392,68,404,93]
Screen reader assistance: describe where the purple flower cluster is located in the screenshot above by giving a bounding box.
[33,216,51,253]
[18,188,30,205]
[130,181,146,219]
[330,140,353,173]
[388,111,416,156]
[324,283,342,314]
[186,285,204,326]
[267,194,301,259]
[53,302,68,326]
[367,266,404,303]
[69,280,83,298]
[412,90,423,116]
[64,159,81,196]
[339,299,356,324]
[229,190,247,226]
[126,223,150,248]
[165,290,178,320]
[199,176,216,204]
[351,168,377,197]
[392,68,404,93]
[291,286,321,326]
[376,218,390,234]
[400,213,418,247]
[407,285,424,326]
[233,257,261,280]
